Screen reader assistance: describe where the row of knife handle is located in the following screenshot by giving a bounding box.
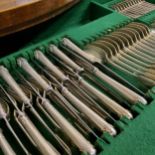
[0,22,153,155]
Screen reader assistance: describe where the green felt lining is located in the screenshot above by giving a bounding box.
[0,0,155,154]
[100,100,155,155]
